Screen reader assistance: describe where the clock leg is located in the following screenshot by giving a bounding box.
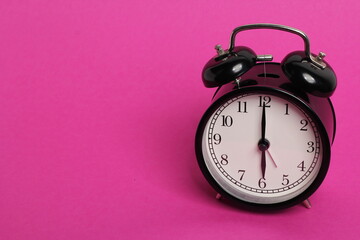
[302,199,312,209]
[216,193,222,200]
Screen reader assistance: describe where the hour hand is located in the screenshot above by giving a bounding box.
[258,140,269,179]
[261,149,266,179]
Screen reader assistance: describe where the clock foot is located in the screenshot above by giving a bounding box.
[216,193,222,200]
[302,199,312,209]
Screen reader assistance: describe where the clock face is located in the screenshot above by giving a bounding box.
[200,90,324,205]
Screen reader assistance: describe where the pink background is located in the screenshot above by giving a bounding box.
[0,0,359,239]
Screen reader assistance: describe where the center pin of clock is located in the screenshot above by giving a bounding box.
[258,139,270,151]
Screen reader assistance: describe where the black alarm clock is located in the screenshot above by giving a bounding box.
[195,23,336,210]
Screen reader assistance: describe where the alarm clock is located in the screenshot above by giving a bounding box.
[195,23,337,210]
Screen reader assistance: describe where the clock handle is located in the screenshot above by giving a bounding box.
[228,23,325,69]
[202,23,336,96]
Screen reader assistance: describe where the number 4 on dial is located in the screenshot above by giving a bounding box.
[297,161,306,171]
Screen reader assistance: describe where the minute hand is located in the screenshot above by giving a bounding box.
[261,104,266,141]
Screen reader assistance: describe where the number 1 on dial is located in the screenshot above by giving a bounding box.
[285,103,289,115]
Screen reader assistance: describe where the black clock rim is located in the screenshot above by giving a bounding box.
[195,86,331,211]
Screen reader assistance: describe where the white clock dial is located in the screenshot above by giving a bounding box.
[201,93,322,204]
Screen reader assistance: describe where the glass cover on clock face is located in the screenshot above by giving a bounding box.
[201,92,322,204]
